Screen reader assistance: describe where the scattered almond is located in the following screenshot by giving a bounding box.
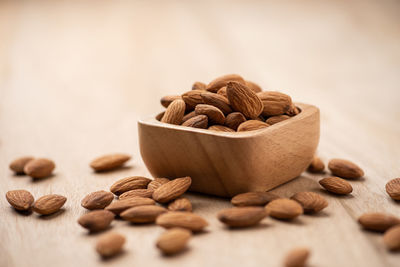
[78,210,115,232]
[105,197,155,215]
[161,99,186,125]
[200,92,232,115]
[90,153,131,172]
[120,205,167,223]
[217,207,268,228]
[156,211,208,232]
[182,111,197,123]
[224,112,246,130]
[9,156,34,174]
[208,125,235,132]
[160,95,182,108]
[217,86,227,98]
[237,120,270,132]
[385,178,400,200]
[286,104,300,116]
[291,192,328,214]
[181,115,208,129]
[24,158,55,178]
[168,197,192,212]
[265,198,303,220]
[284,247,310,267]
[192,81,206,90]
[152,176,192,203]
[257,91,292,116]
[319,177,353,195]
[328,158,364,179]
[96,232,126,258]
[148,178,170,191]
[307,156,325,173]
[231,191,280,207]
[181,90,204,110]
[81,190,114,210]
[245,80,262,93]
[265,115,290,125]
[206,74,246,93]
[156,228,192,255]
[119,189,154,200]
[358,212,400,232]
[110,176,152,195]
[6,190,34,211]
[226,81,263,119]
[383,225,400,251]
[195,104,225,125]
[156,111,165,121]
[33,194,66,215]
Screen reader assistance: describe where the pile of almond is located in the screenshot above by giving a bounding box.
[157,74,299,132]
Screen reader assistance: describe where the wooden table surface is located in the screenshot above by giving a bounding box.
[1,0,400,266]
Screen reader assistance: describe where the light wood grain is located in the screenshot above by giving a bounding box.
[1,0,400,266]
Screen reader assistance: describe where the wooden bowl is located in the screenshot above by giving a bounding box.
[138,103,320,197]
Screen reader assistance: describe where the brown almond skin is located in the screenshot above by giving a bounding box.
[217,86,227,98]
[147,178,170,191]
[155,111,165,121]
[231,192,280,207]
[9,157,34,174]
[105,197,155,215]
[208,125,235,132]
[90,153,131,172]
[156,211,208,232]
[358,212,400,232]
[161,99,186,125]
[153,177,192,203]
[96,232,126,258]
[195,104,225,125]
[265,115,290,125]
[181,111,197,123]
[307,156,325,173]
[181,90,204,110]
[168,197,192,212]
[192,81,206,90]
[217,207,268,228]
[286,104,300,116]
[160,95,181,108]
[386,178,400,200]
[6,190,34,211]
[245,80,262,93]
[319,177,353,195]
[78,210,115,232]
[225,112,246,130]
[81,190,114,210]
[226,81,263,119]
[206,74,246,93]
[110,176,152,195]
[120,205,167,223]
[119,189,154,200]
[181,115,208,129]
[200,92,232,115]
[156,228,192,255]
[24,158,55,178]
[265,198,303,220]
[257,91,292,116]
[291,192,328,214]
[328,158,364,179]
[237,120,270,132]
[383,225,400,251]
[33,194,66,215]
[284,247,310,267]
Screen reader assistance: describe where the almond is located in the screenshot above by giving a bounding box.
[284,247,310,267]
[208,125,235,132]
[105,197,155,215]
[217,207,268,228]
[265,115,290,125]
[156,211,208,232]
[265,198,303,220]
[9,156,34,174]
[181,90,204,110]
[119,189,154,200]
[160,95,181,108]
[153,177,192,203]
[257,91,292,116]
[156,228,192,255]
[224,112,246,130]
[182,111,197,123]
[328,158,364,179]
[33,194,66,215]
[383,225,400,251]
[385,178,400,200]
[161,99,186,125]
[78,210,115,232]
[148,178,170,191]
[192,81,206,90]
[358,212,400,232]
[6,190,34,211]
[181,115,208,129]
[96,232,126,258]
[90,153,131,172]
[286,103,300,116]
[231,192,280,207]
[155,111,165,121]
[24,158,55,178]
[245,80,262,93]
[200,92,232,115]
[168,197,192,212]
[110,176,152,195]
[120,205,167,223]
[307,156,325,173]
[217,86,227,98]
[237,120,270,132]
[206,74,246,93]
[81,190,114,210]
[195,104,225,125]
[319,177,353,195]
[226,81,263,119]
[291,192,328,214]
